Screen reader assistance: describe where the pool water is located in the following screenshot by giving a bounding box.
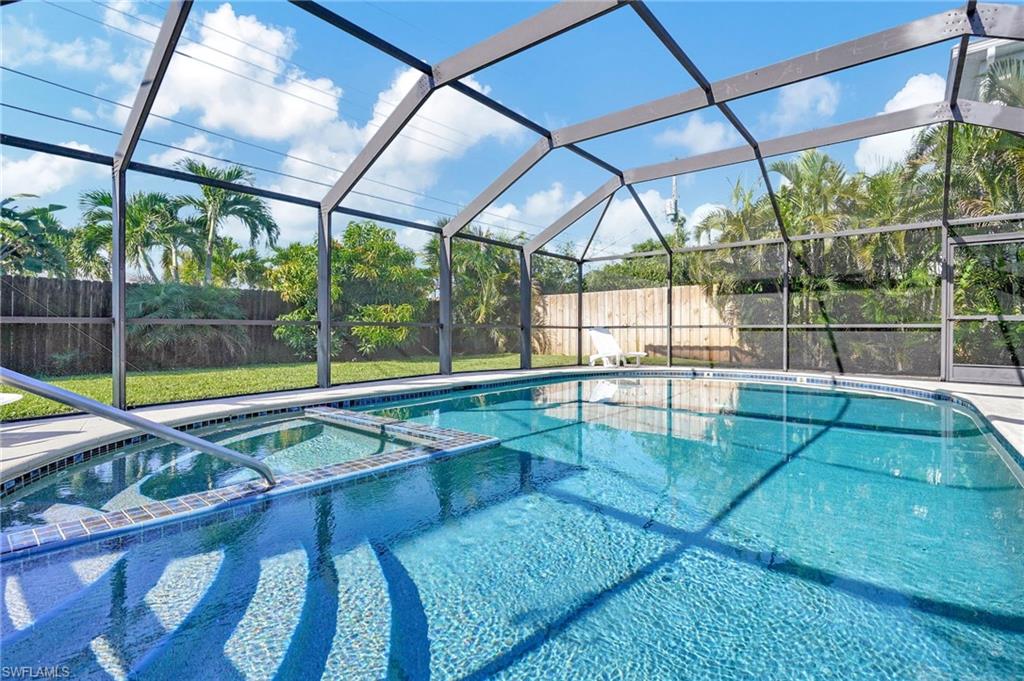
[2,377,1022,679]
[1,417,405,532]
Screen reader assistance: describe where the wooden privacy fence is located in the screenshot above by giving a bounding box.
[534,286,741,363]
[0,276,437,375]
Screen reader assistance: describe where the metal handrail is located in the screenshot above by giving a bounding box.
[0,367,276,488]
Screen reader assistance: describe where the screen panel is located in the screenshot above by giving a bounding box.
[532,252,579,367]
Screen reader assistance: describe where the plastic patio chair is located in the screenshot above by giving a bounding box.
[587,327,647,367]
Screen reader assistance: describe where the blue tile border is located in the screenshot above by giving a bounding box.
[3,368,1020,499]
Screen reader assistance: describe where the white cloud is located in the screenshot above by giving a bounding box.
[0,19,113,71]
[688,202,725,228]
[273,68,525,241]
[146,133,233,168]
[1,142,106,197]
[854,73,946,173]
[588,188,672,257]
[687,202,727,245]
[655,112,739,155]
[70,107,96,123]
[482,182,586,241]
[765,77,840,133]
[145,4,342,141]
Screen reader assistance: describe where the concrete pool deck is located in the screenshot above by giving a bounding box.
[2,367,1022,486]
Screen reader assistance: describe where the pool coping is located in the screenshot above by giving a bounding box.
[2,367,1022,495]
[0,408,499,558]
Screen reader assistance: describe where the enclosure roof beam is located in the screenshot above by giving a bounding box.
[431,0,624,86]
[550,3,1024,147]
[580,195,615,261]
[442,137,552,238]
[113,0,191,172]
[626,184,671,253]
[956,98,1024,135]
[320,73,434,215]
[299,0,624,231]
[626,102,955,185]
[631,1,791,243]
[545,102,955,258]
[524,176,623,255]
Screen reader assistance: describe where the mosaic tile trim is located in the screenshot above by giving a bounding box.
[4,368,1019,498]
[1,419,498,559]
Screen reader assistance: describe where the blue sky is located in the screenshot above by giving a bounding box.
[1,0,973,260]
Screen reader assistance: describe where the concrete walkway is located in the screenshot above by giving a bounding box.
[2,367,1021,484]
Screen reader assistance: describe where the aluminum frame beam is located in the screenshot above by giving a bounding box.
[541,92,1024,262]
[111,0,191,410]
[519,250,532,369]
[432,0,623,86]
[320,73,434,214]
[317,209,332,387]
[113,0,191,172]
[957,99,1024,135]
[550,2,1024,148]
[627,102,954,186]
[626,184,671,253]
[524,176,623,254]
[442,137,552,238]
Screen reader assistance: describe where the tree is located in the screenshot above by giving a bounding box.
[0,196,68,276]
[700,177,777,245]
[180,236,268,289]
[266,242,327,359]
[175,159,279,285]
[79,190,181,283]
[125,281,249,365]
[266,220,432,359]
[334,221,432,354]
[771,149,861,236]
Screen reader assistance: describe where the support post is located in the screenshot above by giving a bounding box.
[520,251,532,369]
[317,209,332,388]
[577,260,584,366]
[109,0,192,408]
[941,27,971,381]
[666,252,673,367]
[439,235,454,374]
[782,241,791,372]
[111,169,127,408]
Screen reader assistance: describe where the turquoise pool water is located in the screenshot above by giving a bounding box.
[2,377,1022,679]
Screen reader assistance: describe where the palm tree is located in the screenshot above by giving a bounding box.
[158,211,203,283]
[981,59,1024,108]
[176,159,278,285]
[209,237,268,288]
[0,195,68,276]
[700,177,777,245]
[79,190,181,283]
[909,59,1024,219]
[770,149,861,236]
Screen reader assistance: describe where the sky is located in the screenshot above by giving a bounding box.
[0,0,975,263]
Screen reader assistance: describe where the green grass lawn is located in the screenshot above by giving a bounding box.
[1,353,578,421]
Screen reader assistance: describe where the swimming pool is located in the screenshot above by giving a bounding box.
[2,376,1022,679]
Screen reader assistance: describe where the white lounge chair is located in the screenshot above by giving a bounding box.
[588,327,647,367]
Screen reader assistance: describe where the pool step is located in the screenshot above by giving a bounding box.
[304,407,498,453]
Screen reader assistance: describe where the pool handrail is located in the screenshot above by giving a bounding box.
[0,367,276,488]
